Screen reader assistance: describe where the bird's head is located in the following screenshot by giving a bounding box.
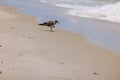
[55,20,60,24]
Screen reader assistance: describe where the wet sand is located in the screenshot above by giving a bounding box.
[0,5,120,80]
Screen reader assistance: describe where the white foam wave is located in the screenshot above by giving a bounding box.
[56,2,120,23]
[33,0,106,6]
[32,0,120,23]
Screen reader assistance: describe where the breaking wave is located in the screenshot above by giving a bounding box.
[32,0,120,23]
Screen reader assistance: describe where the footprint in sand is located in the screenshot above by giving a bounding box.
[0,70,2,74]
[51,77,72,80]
[1,61,4,63]
[93,72,99,75]
[2,50,6,52]
[28,36,35,39]
[22,35,26,38]
[16,53,23,57]
[11,27,15,29]
[0,45,2,47]
[36,40,39,42]
[60,62,65,65]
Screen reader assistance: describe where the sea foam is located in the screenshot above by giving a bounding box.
[32,0,120,23]
[56,2,120,23]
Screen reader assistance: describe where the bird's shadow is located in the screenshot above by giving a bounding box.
[41,29,58,32]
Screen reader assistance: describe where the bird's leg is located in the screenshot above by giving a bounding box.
[50,26,53,32]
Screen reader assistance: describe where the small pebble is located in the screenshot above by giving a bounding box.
[0,71,2,74]
[0,45,2,47]
[93,72,99,75]
[1,61,4,63]
[61,62,64,65]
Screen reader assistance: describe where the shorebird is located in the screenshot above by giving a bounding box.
[38,20,60,32]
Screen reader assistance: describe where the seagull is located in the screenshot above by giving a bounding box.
[39,20,60,32]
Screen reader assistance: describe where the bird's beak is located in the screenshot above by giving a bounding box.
[58,21,60,24]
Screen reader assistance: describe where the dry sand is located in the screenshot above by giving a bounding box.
[0,5,120,80]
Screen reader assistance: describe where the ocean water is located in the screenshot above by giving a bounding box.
[32,0,120,23]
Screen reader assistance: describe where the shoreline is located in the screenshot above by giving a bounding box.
[0,5,120,80]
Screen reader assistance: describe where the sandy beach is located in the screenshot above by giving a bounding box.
[0,5,120,80]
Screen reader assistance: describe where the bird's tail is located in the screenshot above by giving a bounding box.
[38,23,44,25]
